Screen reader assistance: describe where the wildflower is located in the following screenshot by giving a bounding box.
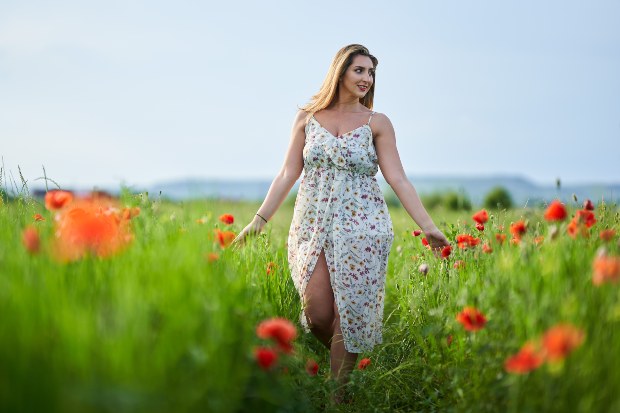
[255,347,278,370]
[583,199,594,211]
[599,229,616,242]
[418,263,429,275]
[453,260,465,269]
[256,317,297,354]
[441,245,452,259]
[475,222,485,232]
[121,207,140,220]
[45,190,74,210]
[215,229,236,248]
[495,233,506,244]
[456,234,480,249]
[533,236,545,246]
[456,306,487,332]
[205,252,220,262]
[421,237,429,248]
[266,261,277,275]
[33,213,45,222]
[544,200,567,222]
[412,230,422,237]
[592,254,620,286]
[567,210,596,239]
[542,324,585,362]
[472,209,489,224]
[53,198,133,261]
[22,226,40,254]
[510,221,527,239]
[504,342,544,374]
[482,243,493,254]
[219,214,234,225]
[358,358,371,370]
[305,359,319,376]
[574,210,596,228]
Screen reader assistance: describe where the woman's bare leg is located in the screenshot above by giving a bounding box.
[330,302,359,401]
[303,250,335,349]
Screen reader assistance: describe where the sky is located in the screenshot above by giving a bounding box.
[1,0,619,191]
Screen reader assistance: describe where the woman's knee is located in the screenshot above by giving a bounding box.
[304,303,334,331]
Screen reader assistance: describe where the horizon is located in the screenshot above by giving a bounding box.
[1,0,619,188]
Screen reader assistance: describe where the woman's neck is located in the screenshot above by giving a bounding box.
[329,98,363,113]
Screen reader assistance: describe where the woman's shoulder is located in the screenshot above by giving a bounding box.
[370,111,392,125]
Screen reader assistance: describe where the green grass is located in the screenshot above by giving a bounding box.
[1,193,619,412]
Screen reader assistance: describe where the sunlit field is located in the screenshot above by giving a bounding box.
[1,189,619,412]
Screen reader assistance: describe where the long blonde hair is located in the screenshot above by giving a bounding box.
[301,44,378,118]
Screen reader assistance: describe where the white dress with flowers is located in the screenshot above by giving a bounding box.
[287,112,394,353]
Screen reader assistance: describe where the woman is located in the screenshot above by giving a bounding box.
[234,44,449,399]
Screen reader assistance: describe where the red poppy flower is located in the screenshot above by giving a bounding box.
[256,317,297,354]
[53,198,133,261]
[574,210,596,228]
[44,190,73,210]
[266,261,277,275]
[358,358,371,370]
[542,324,585,362]
[533,236,545,246]
[472,209,489,224]
[456,306,487,332]
[482,243,493,254]
[599,229,616,241]
[22,226,40,254]
[583,199,594,211]
[453,260,465,269]
[205,252,219,262]
[121,207,141,220]
[510,221,527,239]
[456,234,480,249]
[544,200,567,222]
[255,347,278,370]
[421,237,429,248]
[504,342,544,374]
[215,229,236,248]
[592,254,620,286]
[412,230,422,237]
[33,213,45,222]
[495,234,506,244]
[475,223,485,232]
[219,214,234,225]
[305,358,319,376]
[441,245,452,259]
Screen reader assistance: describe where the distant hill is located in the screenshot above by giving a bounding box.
[143,175,619,206]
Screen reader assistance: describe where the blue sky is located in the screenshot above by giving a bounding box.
[1,0,618,190]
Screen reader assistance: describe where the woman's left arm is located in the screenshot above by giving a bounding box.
[372,113,449,249]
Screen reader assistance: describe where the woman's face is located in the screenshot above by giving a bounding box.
[340,54,375,99]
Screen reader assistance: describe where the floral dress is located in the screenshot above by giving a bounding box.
[287,111,394,353]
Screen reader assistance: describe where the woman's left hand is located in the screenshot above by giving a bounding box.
[424,227,450,251]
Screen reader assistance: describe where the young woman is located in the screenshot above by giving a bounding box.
[234,44,449,400]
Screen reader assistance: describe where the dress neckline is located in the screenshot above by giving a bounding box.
[311,115,371,138]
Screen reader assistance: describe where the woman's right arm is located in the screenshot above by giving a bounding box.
[233,110,308,244]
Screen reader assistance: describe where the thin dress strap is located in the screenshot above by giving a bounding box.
[367,111,377,126]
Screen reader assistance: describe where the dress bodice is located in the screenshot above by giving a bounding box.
[303,115,378,177]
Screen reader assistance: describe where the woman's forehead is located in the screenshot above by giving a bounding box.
[350,55,374,68]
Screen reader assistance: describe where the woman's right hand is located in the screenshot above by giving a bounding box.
[232,216,267,247]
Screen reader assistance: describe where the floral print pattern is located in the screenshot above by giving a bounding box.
[288,113,394,353]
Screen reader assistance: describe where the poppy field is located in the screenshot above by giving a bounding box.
[1,189,619,412]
